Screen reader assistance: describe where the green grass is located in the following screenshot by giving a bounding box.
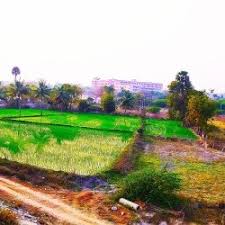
[145,118,196,140]
[0,121,132,175]
[0,108,141,132]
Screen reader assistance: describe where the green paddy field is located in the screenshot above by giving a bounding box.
[0,108,196,175]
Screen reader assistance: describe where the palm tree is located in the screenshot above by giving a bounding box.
[54,84,82,111]
[36,80,50,116]
[117,89,135,113]
[7,81,29,116]
[12,66,21,83]
[0,82,6,102]
[11,66,22,115]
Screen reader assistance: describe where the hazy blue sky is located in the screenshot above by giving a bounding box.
[0,0,224,92]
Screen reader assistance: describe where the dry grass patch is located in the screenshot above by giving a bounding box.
[0,208,19,225]
[141,139,225,206]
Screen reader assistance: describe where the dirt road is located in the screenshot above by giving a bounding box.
[0,176,113,225]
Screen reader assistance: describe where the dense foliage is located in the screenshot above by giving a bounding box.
[216,99,225,115]
[100,86,116,113]
[117,89,135,112]
[185,91,216,133]
[168,71,193,120]
[151,99,167,108]
[147,106,161,113]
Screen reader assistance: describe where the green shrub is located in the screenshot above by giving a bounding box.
[216,99,225,110]
[216,109,225,115]
[152,99,167,108]
[118,168,181,207]
[0,208,19,225]
[78,100,90,112]
[148,106,161,113]
[100,93,116,113]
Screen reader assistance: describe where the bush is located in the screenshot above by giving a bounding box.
[216,100,225,110]
[100,93,116,113]
[117,168,181,207]
[0,208,19,225]
[88,104,102,112]
[152,99,167,108]
[216,109,225,115]
[148,106,161,113]
[78,100,90,112]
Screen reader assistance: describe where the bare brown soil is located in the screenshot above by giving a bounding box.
[0,176,133,225]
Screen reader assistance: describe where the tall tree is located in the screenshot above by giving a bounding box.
[0,82,6,101]
[185,90,216,134]
[117,89,135,113]
[100,86,116,113]
[168,71,193,120]
[12,66,20,83]
[6,81,30,114]
[51,84,82,111]
[134,93,145,110]
[36,80,51,115]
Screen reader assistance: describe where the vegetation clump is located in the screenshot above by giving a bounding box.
[151,99,167,108]
[185,90,216,134]
[147,106,161,114]
[118,168,181,207]
[168,71,193,120]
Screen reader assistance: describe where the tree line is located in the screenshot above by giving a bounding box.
[0,67,148,114]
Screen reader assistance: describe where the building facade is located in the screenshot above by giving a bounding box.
[92,78,163,95]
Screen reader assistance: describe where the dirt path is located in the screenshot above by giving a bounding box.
[0,176,113,225]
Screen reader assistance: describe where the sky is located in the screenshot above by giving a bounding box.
[0,0,225,92]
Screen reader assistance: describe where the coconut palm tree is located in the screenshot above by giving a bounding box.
[12,66,21,83]
[117,89,135,113]
[11,66,22,115]
[6,81,29,115]
[36,80,50,116]
[0,82,6,102]
[51,84,82,111]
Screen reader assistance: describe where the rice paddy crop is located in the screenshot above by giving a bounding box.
[0,108,198,176]
[0,121,132,175]
[145,118,196,140]
[0,108,55,118]
[1,108,141,132]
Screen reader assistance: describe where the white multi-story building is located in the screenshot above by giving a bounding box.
[92,78,163,95]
